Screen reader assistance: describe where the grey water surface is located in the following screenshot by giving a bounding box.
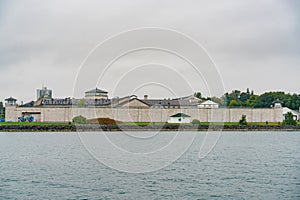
[0,132,299,199]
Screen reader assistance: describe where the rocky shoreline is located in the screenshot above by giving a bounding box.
[0,124,300,132]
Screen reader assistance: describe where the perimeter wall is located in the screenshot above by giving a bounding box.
[5,106,284,123]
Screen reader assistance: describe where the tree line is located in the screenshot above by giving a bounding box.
[0,101,4,118]
[195,89,300,110]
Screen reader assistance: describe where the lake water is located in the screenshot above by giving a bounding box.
[0,132,299,199]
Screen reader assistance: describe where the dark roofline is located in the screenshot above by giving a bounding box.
[5,97,17,101]
[170,113,191,117]
[272,98,283,104]
[85,88,108,94]
[117,97,150,107]
[20,101,34,107]
[140,99,198,107]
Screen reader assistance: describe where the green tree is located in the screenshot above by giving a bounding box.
[211,96,224,106]
[194,92,202,99]
[224,90,244,107]
[229,99,239,107]
[253,91,300,110]
[254,91,286,108]
[246,95,259,107]
[246,88,250,94]
[72,115,87,124]
[239,115,247,125]
[198,88,300,110]
[282,112,297,125]
[0,102,4,118]
[239,92,250,103]
[191,119,201,125]
[77,99,85,107]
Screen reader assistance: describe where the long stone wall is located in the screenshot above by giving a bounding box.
[6,105,284,123]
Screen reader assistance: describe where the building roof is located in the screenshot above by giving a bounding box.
[85,88,108,94]
[40,98,111,106]
[272,98,283,104]
[20,101,34,107]
[173,95,201,101]
[200,100,218,105]
[117,97,149,107]
[170,113,191,118]
[5,97,17,101]
[140,99,198,107]
[283,107,300,116]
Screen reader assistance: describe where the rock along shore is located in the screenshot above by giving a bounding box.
[0,124,299,132]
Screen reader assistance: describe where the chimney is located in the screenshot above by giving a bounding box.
[144,95,148,100]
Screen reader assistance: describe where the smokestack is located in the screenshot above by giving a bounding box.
[144,95,148,100]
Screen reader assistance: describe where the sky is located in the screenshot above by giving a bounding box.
[0,0,299,103]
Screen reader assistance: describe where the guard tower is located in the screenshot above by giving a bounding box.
[272,98,283,108]
[85,88,108,99]
[5,97,17,106]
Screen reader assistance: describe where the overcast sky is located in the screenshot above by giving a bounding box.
[0,0,299,103]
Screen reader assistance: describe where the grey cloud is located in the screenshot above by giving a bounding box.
[0,0,299,103]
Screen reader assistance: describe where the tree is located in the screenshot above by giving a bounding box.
[224,90,243,107]
[77,99,85,107]
[194,89,300,109]
[246,88,250,94]
[195,88,300,109]
[194,92,202,99]
[0,102,4,118]
[282,112,297,125]
[239,115,247,125]
[191,119,201,125]
[229,99,239,107]
[239,92,250,103]
[72,115,87,124]
[246,95,259,107]
[211,96,224,106]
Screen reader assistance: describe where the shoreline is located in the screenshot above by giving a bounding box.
[0,124,299,132]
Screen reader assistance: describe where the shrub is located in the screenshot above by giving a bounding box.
[239,115,247,125]
[191,119,201,125]
[77,99,85,107]
[87,118,118,125]
[283,112,297,125]
[72,115,87,124]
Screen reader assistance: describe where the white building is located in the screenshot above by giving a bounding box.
[198,100,219,108]
[272,99,283,108]
[283,107,299,121]
[272,99,299,121]
[168,113,191,123]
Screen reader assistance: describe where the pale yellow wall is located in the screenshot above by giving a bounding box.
[5,105,285,123]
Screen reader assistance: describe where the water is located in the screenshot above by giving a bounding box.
[0,132,299,199]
